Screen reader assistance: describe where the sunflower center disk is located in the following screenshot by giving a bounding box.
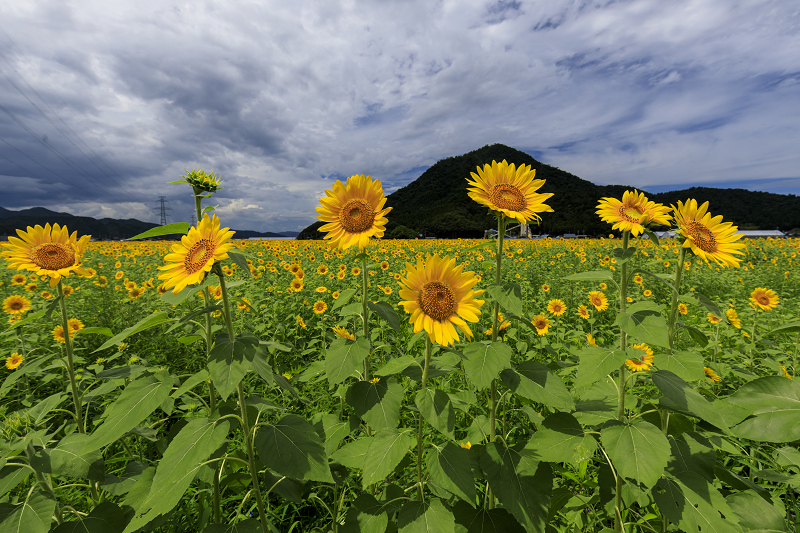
[184,239,215,274]
[619,205,644,223]
[340,199,375,233]
[418,281,456,322]
[32,243,76,271]
[489,184,526,212]
[9,301,23,310]
[686,222,717,252]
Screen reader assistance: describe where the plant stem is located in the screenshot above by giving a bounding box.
[667,246,688,352]
[487,215,506,510]
[614,231,630,533]
[361,256,370,381]
[57,281,84,434]
[416,337,432,501]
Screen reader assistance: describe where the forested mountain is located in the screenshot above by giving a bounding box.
[298,144,800,239]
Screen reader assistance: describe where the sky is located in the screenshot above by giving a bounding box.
[0,0,798,233]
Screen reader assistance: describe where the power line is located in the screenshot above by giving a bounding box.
[153,196,173,226]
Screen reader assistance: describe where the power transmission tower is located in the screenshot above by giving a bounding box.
[190,213,196,227]
[153,196,173,226]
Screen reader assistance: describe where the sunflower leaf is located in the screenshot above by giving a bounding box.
[563,270,615,281]
[601,419,670,487]
[227,251,252,278]
[93,312,176,353]
[501,361,575,412]
[346,378,403,430]
[255,414,333,483]
[361,428,415,489]
[397,498,456,533]
[206,333,259,401]
[462,342,512,390]
[727,376,800,442]
[367,301,402,333]
[485,283,523,316]
[126,222,190,241]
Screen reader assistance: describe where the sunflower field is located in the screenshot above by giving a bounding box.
[1,164,799,533]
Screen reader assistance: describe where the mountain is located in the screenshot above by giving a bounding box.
[298,144,800,239]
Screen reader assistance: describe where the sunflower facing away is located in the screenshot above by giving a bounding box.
[398,254,484,346]
[672,199,746,268]
[158,214,235,295]
[3,295,31,316]
[596,190,671,236]
[1,223,90,287]
[466,160,553,224]
[749,287,779,311]
[316,174,392,250]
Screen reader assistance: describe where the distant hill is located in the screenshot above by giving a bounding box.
[298,144,800,239]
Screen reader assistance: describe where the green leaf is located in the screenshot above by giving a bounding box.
[255,414,333,483]
[613,246,637,263]
[616,306,669,348]
[679,323,709,347]
[451,501,525,533]
[427,443,475,505]
[362,428,415,489]
[346,378,403,430]
[0,491,56,533]
[201,519,262,533]
[127,222,190,240]
[524,413,596,465]
[462,342,512,390]
[485,283,523,316]
[26,393,64,426]
[600,420,670,487]
[123,417,231,533]
[206,333,258,401]
[652,370,731,432]
[415,388,455,439]
[727,490,789,532]
[636,268,676,294]
[681,292,722,319]
[727,376,800,442]
[368,301,403,333]
[325,337,371,387]
[574,347,627,388]
[82,371,172,454]
[766,321,800,336]
[374,355,417,376]
[227,251,252,278]
[312,413,352,457]
[52,502,127,533]
[666,433,715,482]
[172,369,210,399]
[93,312,176,353]
[652,472,743,533]
[397,498,456,533]
[657,351,705,381]
[480,442,551,533]
[0,465,31,499]
[332,288,359,310]
[31,433,104,481]
[251,347,274,387]
[563,270,614,281]
[75,326,114,338]
[500,361,575,411]
[330,437,374,470]
[341,494,389,533]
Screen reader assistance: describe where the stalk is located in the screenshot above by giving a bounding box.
[57,281,84,434]
[415,337,433,501]
[487,215,506,510]
[361,256,371,380]
[614,231,630,533]
[667,247,688,351]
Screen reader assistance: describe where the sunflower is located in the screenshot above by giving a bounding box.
[588,291,608,311]
[547,299,567,316]
[94,276,108,287]
[577,305,590,319]
[351,267,361,276]
[317,265,329,275]
[11,274,26,285]
[586,333,598,347]
[531,314,550,336]
[596,190,671,236]
[5,353,24,370]
[296,315,307,329]
[157,214,235,295]
[313,301,328,314]
[316,174,392,250]
[707,313,721,325]
[677,303,688,315]
[52,325,67,343]
[316,286,328,293]
[672,199,746,268]
[24,283,37,293]
[381,286,392,295]
[68,318,84,335]
[336,271,346,280]
[626,343,654,372]
[41,291,53,299]
[128,286,146,300]
[289,279,304,291]
[633,274,644,285]
[237,298,252,311]
[726,308,741,328]
[643,289,652,297]
[542,284,550,292]
[3,295,31,316]
[1,223,91,287]
[704,366,722,382]
[115,271,124,280]
[397,254,484,346]
[466,160,553,224]
[332,325,355,341]
[749,287,779,311]
[62,285,75,297]
[380,261,390,271]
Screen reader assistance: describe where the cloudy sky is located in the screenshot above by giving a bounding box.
[1,0,798,233]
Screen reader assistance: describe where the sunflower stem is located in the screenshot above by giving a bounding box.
[667,246,688,352]
[416,336,432,501]
[487,214,506,510]
[361,256,370,381]
[614,231,630,533]
[57,281,84,435]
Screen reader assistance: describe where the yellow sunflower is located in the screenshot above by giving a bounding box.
[313,301,328,314]
[626,343,654,372]
[707,313,721,325]
[11,274,26,285]
[596,190,671,236]
[157,214,235,294]
[531,313,550,336]
[296,315,307,329]
[588,291,608,311]
[5,353,24,370]
[586,333,598,346]
[704,366,722,382]
[577,305,590,319]
[3,295,31,316]
[672,199,746,268]
[466,160,553,224]
[749,287,779,311]
[1,223,91,287]
[316,174,392,250]
[726,308,741,328]
[332,325,355,341]
[677,302,688,315]
[547,299,567,316]
[398,254,484,346]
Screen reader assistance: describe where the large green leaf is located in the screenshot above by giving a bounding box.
[726,491,788,532]
[415,388,455,439]
[123,417,231,533]
[312,413,353,457]
[727,376,800,442]
[652,472,742,533]
[563,270,614,281]
[52,502,127,533]
[462,342,512,390]
[362,428,415,489]
[326,337,371,386]
[202,519,262,533]
[657,351,705,381]
[93,312,176,353]
[480,442,551,533]
[26,393,64,426]
[615,304,669,348]
[207,333,259,401]
[31,433,104,481]
[485,283,523,316]
[171,369,210,399]
[574,347,627,388]
[346,377,403,430]
[397,498,455,533]
[0,491,56,533]
[341,494,389,533]
[368,301,403,333]
[427,442,475,505]
[600,420,670,488]
[255,414,333,483]
[451,501,525,533]
[82,371,172,454]
[127,222,190,240]
[666,433,715,481]
[652,370,730,432]
[0,465,31,499]
[500,361,574,411]
[524,413,596,465]
[330,436,374,470]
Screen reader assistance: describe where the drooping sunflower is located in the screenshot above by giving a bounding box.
[596,190,671,236]
[332,325,355,341]
[707,313,721,325]
[626,343,654,372]
[672,199,746,268]
[1,223,91,287]
[749,287,779,311]
[397,254,484,346]
[547,299,567,317]
[5,353,24,370]
[158,214,235,295]
[704,366,722,382]
[726,308,741,328]
[531,313,550,336]
[466,160,553,224]
[316,174,392,251]
[3,295,31,316]
[588,291,608,311]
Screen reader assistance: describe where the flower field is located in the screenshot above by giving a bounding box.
[1,168,799,532]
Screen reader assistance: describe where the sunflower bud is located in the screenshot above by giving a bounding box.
[177,165,223,194]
